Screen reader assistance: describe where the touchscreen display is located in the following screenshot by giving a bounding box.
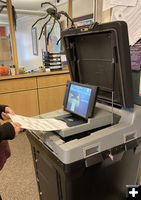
[64,81,98,119]
[66,84,92,118]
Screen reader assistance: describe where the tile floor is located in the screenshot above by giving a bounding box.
[0,132,40,200]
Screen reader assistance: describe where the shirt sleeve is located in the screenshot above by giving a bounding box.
[0,105,8,120]
[0,122,15,140]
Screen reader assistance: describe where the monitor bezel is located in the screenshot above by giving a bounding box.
[63,80,98,120]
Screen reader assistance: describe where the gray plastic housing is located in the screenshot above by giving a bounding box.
[30,103,141,164]
[55,107,112,138]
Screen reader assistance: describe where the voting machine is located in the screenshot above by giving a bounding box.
[27,21,141,200]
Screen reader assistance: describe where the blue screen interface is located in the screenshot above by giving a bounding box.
[66,84,92,117]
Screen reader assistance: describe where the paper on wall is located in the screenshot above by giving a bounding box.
[9,114,68,131]
[112,6,141,46]
[112,0,137,7]
[102,0,137,11]
[103,0,141,45]
[137,0,141,6]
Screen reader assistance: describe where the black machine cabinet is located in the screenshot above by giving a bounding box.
[27,130,141,200]
[27,21,141,200]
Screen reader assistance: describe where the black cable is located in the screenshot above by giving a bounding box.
[56,20,62,45]
[0,0,6,13]
[58,11,74,26]
[32,13,49,28]
[0,0,6,4]
[56,36,62,45]
[12,5,16,30]
[38,16,52,40]
[46,18,56,44]
[0,2,16,30]
[0,5,6,13]
[41,2,57,11]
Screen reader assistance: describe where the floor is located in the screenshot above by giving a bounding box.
[0,132,40,200]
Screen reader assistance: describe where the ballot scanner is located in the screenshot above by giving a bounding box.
[26,21,141,200]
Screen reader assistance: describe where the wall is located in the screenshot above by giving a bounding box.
[96,0,111,23]
[73,0,93,18]
[15,0,105,71]
[16,15,46,71]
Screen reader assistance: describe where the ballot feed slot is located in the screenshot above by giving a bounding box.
[124,132,137,143]
[83,144,100,158]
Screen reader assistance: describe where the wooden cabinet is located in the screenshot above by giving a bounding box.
[0,77,38,117]
[0,71,70,117]
[38,85,66,114]
[37,73,70,114]
[0,77,37,93]
[37,74,70,88]
[0,90,39,117]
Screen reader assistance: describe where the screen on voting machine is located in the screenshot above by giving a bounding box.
[64,81,98,119]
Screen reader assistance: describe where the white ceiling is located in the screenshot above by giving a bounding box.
[12,0,56,10]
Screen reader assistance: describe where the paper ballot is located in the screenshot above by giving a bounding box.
[9,114,68,131]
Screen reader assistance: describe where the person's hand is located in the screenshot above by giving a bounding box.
[10,122,22,137]
[1,107,15,120]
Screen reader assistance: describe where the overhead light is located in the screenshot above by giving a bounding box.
[1,8,46,16]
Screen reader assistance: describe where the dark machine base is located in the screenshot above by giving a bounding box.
[27,132,140,200]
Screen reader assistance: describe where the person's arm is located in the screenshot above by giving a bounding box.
[0,122,15,140]
[0,122,22,140]
[0,106,21,140]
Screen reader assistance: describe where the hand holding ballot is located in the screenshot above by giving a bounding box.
[1,106,15,120]
[10,122,22,137]
[9,114,68,131]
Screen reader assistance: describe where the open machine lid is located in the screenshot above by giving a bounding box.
[62,21,133,108]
